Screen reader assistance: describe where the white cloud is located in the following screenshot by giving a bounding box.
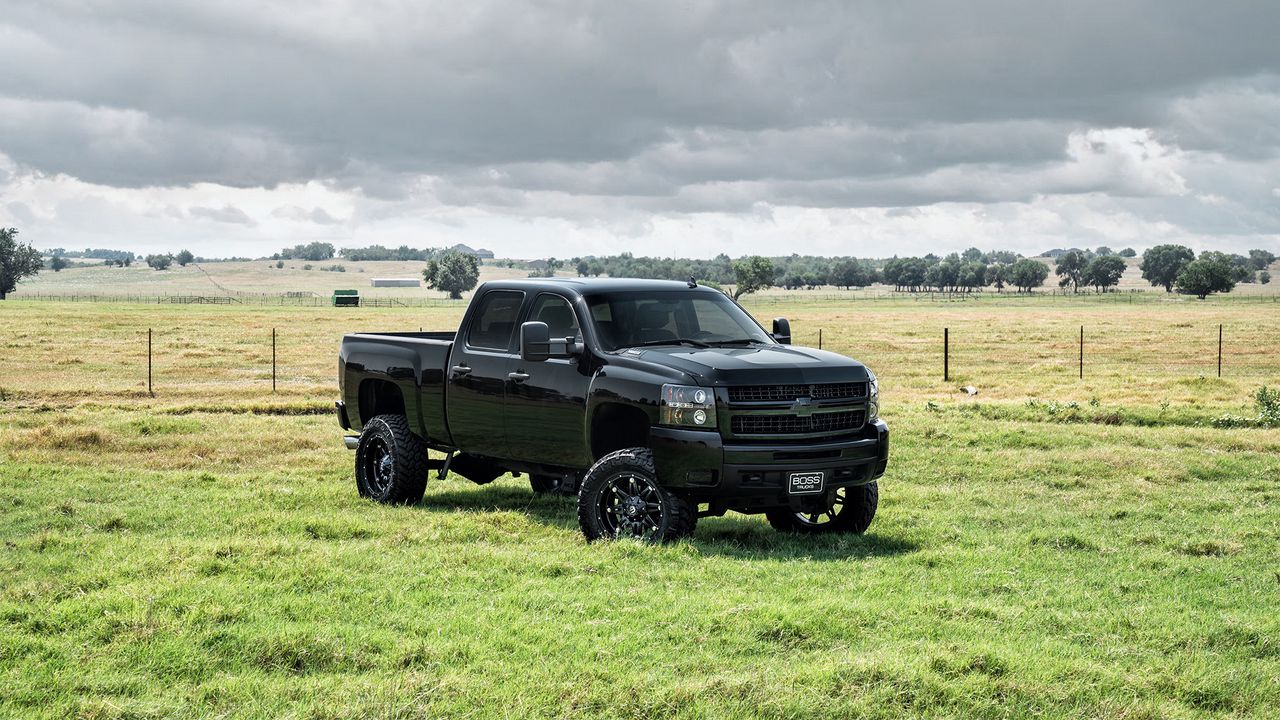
[1,2,1279,258]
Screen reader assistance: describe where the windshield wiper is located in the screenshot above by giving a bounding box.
[705,338,770,346]
[621,338,711,349]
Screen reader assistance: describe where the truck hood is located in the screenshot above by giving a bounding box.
[622,344,869,386]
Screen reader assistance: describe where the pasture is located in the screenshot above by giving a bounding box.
[2,295,1279,718]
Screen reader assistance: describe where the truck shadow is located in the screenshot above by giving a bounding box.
[420,482,919,561]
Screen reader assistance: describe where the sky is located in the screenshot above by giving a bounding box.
[1,1,1279,260]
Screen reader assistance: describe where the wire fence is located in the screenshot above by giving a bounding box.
[12,287,1280,307]
[2,315,1276,405]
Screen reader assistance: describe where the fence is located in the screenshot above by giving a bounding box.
[11,289,1280,307]
[1,321,1274,404]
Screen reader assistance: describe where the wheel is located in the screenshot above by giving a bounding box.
[355,415,429,504]
[766,482,878,534]
[577,448,696,543]
[530,474,565,494]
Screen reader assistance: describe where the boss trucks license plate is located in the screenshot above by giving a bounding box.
[788,471,825,495]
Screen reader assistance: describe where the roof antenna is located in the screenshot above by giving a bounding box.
[687,276,698,288]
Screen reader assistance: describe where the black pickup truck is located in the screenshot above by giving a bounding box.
[337,278,888,542]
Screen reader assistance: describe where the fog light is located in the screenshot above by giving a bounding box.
[693,409,707,425]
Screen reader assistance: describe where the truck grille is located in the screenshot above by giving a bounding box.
[727,382,867,403]
[731,410,865,436]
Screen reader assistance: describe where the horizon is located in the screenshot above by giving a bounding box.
[3,2,1279,258]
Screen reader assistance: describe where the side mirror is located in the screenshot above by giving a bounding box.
[771,317,791,344]
[520,321,578,362]
[520,321,552,362]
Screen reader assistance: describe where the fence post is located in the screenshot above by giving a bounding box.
[1218,324,1223,378]
[944,327,949,381]
[818,328,823,349]
[272,328,277,393]
[1079,325,1084,380]
[148,328,153,396]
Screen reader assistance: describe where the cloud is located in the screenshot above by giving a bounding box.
[0,1,1278,257]
[188,204,256,226]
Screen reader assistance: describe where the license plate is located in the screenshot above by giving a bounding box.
[788,471,825,495]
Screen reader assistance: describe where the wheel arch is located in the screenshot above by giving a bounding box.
[589,402,651,461]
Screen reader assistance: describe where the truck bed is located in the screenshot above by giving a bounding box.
[338,331,457,443]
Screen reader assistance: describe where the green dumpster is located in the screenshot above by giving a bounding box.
[332,289,360,307]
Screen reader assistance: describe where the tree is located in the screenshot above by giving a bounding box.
[1175,252,1236,299]
[1094,246,1114,257]
[175,249,194,266]
[988,262,1009,292]
[1260,271,1271,285]
[1,227,42,299]
[275,260,285,269]
[830,258,868,289]
[423,249,480,299]
[731,256,774,299]
[1140,244,1194,292]
[1118,248,1137,258]
[958,261,987,291]
[961,247,984,262]
[576,260,589,277]
[1009,258,1049,293]
[1084,255,1126,292]
[146,254,173,270]
[280,242,335,261]
[50,256,70,272]
[1248,249,1277,271]
[1055,251,1087,292]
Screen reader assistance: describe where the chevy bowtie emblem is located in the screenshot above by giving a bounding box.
[792,396,814,417]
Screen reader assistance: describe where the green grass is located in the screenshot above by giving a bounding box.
[2,297,1280,718]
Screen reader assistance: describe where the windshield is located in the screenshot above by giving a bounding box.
[584,290,774,351]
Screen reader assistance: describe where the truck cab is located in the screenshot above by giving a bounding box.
[338,278,888,542]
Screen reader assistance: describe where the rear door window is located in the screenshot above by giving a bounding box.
[467,291,525,350]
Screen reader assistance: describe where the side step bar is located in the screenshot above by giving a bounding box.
[342,436,359,450]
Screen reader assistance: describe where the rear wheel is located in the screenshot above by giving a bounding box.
[577,448,696,543]
[766,482,878,534]
[355,415,429,504]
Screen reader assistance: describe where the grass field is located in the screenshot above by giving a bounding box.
[2,295,1279,718]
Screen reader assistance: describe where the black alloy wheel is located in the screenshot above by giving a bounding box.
[766,482,878,534]
[577,448,696,542]
[354,414,429,504]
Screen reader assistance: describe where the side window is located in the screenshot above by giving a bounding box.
[529,294,581,339]
[467,291,524,350]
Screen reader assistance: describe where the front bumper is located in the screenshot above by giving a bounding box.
[651,418,889,512]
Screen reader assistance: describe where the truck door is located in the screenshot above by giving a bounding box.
[445,289,524,459]
[504,292,593,468]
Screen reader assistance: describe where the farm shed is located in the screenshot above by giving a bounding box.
[369,278,422,287]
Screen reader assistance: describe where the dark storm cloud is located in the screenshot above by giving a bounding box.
[1,0,1279,221]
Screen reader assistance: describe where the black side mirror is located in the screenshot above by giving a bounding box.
[520,321,552,362]
[520,321,578,362]
[772,317,791,344]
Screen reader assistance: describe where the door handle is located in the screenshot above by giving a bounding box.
[450,365,471,377]
[507,371,530,382]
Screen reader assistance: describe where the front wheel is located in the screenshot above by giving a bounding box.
[577,448,696,543]
[766,482,878,534]
[355,415,429,504]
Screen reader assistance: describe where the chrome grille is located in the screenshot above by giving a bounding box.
[727,382,867,403]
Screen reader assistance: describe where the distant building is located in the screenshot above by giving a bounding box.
[370,278,421,287]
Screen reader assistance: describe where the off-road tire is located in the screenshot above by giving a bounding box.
[577,448,696,543]
[766,481,878,534]
[355,415,429,505]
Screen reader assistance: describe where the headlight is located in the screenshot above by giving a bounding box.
[867,372,880,420]
[660,384,716,428]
